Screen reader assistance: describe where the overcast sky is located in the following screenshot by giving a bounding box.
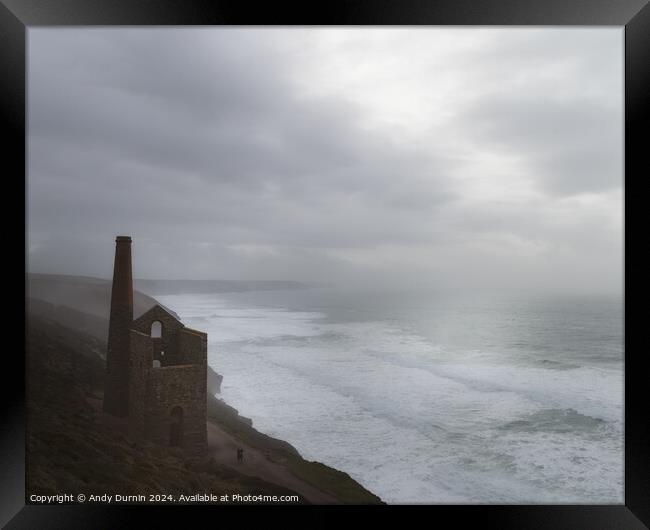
[28,28,623,293]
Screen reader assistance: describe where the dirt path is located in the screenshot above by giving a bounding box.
[206,421,338,504]
[86,397,337,504]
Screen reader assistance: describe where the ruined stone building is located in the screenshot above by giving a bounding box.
[103,236,207,457]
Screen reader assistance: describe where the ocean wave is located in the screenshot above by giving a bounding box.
[536,359,581,370]
[499,408,608,435]
[156,290,623,503]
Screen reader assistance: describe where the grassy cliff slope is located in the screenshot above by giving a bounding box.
[26,287,382,504]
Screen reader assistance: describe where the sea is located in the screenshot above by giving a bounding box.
[154,287,623,504]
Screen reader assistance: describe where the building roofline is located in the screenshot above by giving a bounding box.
[132,303,183,327]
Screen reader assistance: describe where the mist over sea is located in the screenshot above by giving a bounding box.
[155,287,623,504]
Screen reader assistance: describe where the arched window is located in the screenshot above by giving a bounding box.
[152,359,161,368]
[151,321,162,338]
[169,406,184,447]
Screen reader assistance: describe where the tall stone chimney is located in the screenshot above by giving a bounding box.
[103,236,133,417]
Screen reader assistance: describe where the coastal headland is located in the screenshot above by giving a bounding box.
[26,274,382,505]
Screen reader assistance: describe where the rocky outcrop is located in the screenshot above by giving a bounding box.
[208,368,223,395]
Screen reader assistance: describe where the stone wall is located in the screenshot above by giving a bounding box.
[178,328,207,366]
[145,364,207,457]
[113,299,208,458]
[128,330,152,440]
[103,237,208,459]
[132,305,185,365]
[151,337,162,363]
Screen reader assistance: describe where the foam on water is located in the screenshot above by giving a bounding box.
[156,292,623,504]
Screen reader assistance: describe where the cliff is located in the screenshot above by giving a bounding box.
[26,312,302,503]
[27,272,181,321]
[26,279,382,505]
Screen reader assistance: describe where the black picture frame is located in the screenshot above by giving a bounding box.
[2,1,648,527]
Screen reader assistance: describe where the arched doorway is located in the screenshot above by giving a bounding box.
[169,406,184,447]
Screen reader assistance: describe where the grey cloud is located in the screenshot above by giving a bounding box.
[27,28,622,293]
[461,94,622,196]
[442,29,622,198]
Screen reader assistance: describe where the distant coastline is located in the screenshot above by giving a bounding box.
[133,278,311,295]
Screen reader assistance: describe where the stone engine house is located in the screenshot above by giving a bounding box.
[103,236,208,457]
